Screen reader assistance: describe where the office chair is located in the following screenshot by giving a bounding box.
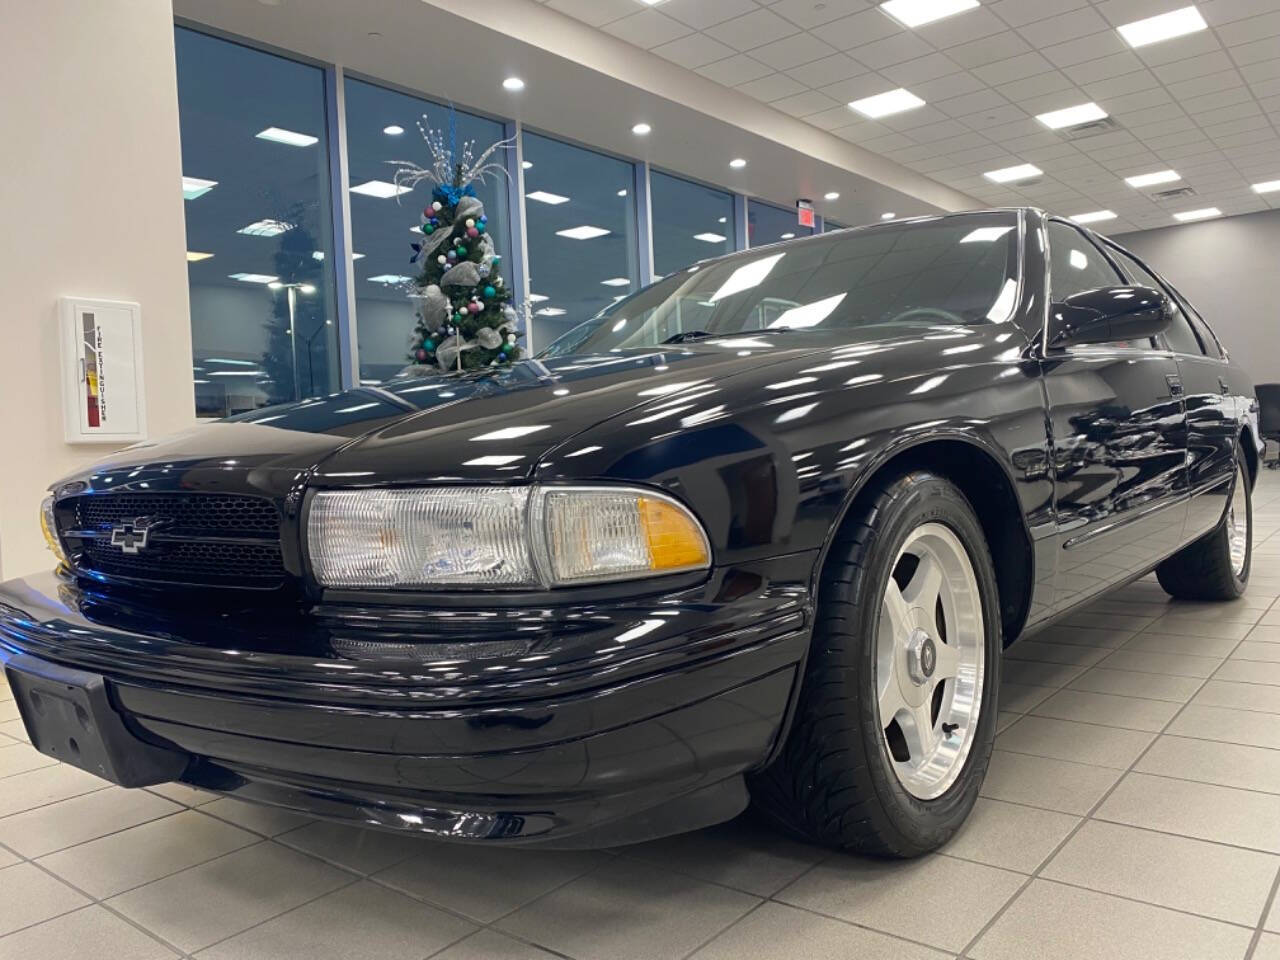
[1258,383,1280,469]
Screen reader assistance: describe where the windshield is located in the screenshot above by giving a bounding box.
[540,213,1019,358]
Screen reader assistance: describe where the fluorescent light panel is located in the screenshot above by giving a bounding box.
[1071,210,1117,224]
[600,277,631,286]
[984,163,1041,183]
[536,307,566,316]
[181,176,217,200]
[228,273,278,284]
[1252,180,1280,194]
[694,232,727,243]
[556,225,610,240]
[237,219,293,237]
[526,190,570,205]
[349,179,411,198]
[311,251,364,260]
[367,274,413,283]
[186,251,214,262]
[849,88,925,118]
[1117,5,1207,48]
[1036,102,1107,130]
[255,126,318,147]
[1126,169,1180,188]
[879,0,979,28]
[1174,207,1221,222]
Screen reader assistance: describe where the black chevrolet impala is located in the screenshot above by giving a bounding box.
[1,208,1260,856]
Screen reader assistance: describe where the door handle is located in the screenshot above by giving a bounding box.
[1165,373,1184,397]
[1218,376,1230,395]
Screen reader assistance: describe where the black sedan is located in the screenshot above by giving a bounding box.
[0,207,1260,857]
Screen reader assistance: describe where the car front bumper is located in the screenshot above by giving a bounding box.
[0,559,813,847]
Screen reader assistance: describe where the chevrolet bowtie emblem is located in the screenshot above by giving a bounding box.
[109,518,165,554]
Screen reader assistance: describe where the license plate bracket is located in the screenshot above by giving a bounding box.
[5,653,189,787]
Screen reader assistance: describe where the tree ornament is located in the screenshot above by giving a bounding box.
[437,254,447,265]
[506,332,517,344]
[476,326,502,349]
[415,348,428,361]
[424,224,434,234]
[465,218,475,228]
[467,301,482,314]
[483,285,496,298]
[467,227,479,239]
[456,244,467,255]
[432,200,443,212]
[476,223,486,234]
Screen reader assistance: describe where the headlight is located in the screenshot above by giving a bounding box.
[307,485,711,590]
[40,496,66,563]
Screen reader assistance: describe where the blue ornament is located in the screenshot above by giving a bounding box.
[483,285,496,298]
[422,339,434,351]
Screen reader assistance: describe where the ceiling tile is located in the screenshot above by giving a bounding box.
[946,31,1032,70]
[1106,86,1173,114]
[806,104,860,128]
[705,8,799,51]
[959,102,1030,130]
[914,7,1008,48]
[545,0,638,26]
[601,9,693,47]
[878,103,953,131]
[1134,29,1223,68]
[652,32,739,68]
[1166,68,1245,99]
[1001,131,1065,152]
[751,32,838,69]
[735,71,809,100]
[820,73,897,102]
[818,9,902,50]
[659,0,763,30]
[1092,0,1186,28]
[1017,6,1112,47]
[1216,8,1280,45]
[986,0,1090,30]
[1043,32,1130,69]
[909,70,987,102]
[1152,52,1237,85]
[973,51,1056,86]
[1241,58,1280,82]
[770,88,843,116]
[908,117,979,142]
[882,52,962,86]
[1081,69,1162,100]
[696,52,775,84]
[994,70,1077,103]
[856,131,918,151]
[785,52,866,86]
[1203,0,1280,27]
[1228,35,1280,67]
[1063,51,1145,84]
[936,88,1010,118]
[769,0,871,29]
[849,31,936,69]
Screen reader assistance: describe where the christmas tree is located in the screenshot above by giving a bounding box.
[393,113,522,371]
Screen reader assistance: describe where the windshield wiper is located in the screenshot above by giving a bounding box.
[661,330,716,344]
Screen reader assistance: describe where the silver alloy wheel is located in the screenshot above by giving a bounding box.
[1227,461,1250,578]
[876,522,985,800]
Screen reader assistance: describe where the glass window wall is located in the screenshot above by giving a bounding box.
[649,171,736,278]
[747,199,812,248]
[522,133,639,348]
[174,27,340,417]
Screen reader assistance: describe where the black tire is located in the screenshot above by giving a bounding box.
[749,470,1002,857]
[1156,450,1251,601]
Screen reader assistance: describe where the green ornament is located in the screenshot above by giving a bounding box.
[424,224,434,234]
[493,254,502,263]
[455,311,466,321]
[456,244,467,255]
[483,285,496,298]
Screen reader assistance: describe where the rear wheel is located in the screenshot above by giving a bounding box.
[1156,450,1251,601]
[750,470,1002,857]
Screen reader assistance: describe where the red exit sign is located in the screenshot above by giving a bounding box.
[797,200,815,229]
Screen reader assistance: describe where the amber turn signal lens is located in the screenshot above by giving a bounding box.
[40,496,65,563]
[639,496,711,571]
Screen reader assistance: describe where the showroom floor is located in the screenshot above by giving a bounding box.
[1,475,1279,960]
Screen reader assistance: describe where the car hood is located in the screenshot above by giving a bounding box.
[59,335,860,490]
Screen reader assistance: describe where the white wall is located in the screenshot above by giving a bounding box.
[0,0,195,579]
[1116,210,1280,386]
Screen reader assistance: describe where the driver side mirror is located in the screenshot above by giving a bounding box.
[1048,285,1170,349]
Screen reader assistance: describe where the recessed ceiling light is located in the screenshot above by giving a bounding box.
[556,225,610,240]
[527,190,570,205]
[228,273,279,284]
[349,179,412,198]
[186,251,214,262]
[637,0,666,5]
[528,293,549,303]
[1036,102,1108,130]
[879,0,980,28]
[729,158,747,169]
[256,127,318,147]
[849,87,926,118]
[182,176,217,200]
[1117,5,1207,48]
[881,212,896,220]
[1125,169,1180,188]
[983,163,1042,183]
[382,125,404,135]
[601,277,631,286]
[503,77,525,91]
[618,189,628,196]
[824,191,840,200]
[536,307,567,316]
[1174,207,1221,222]
[1252,180,1280,194]
[237,219,293,237]
[1070,210,1117,224]
[694,232,727,243]
[718,216,727,223]
[267,281,284,289]
[522,160,533,170]
[780,232,796,239]
[632,122,651,135]
[367,274,414,283]
[311,251,364,260]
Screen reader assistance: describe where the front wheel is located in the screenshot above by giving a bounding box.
[1156,450,1251,601]
[749,470,1002,857]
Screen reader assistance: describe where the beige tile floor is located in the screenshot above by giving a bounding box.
[2,472,1280,959]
